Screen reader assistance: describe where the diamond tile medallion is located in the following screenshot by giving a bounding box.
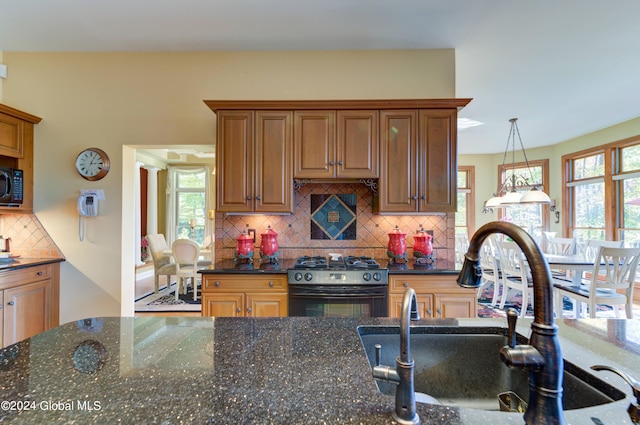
[310,194,356,240]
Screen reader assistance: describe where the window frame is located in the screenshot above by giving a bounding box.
[497,159,550,234]
[456,166,475,239]
[562,135,640,242]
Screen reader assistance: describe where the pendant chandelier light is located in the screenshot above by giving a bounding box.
[485,118,551,207]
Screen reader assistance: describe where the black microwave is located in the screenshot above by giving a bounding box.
[0,167,24,206]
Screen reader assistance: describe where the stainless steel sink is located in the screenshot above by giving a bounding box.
[358,325,626,411]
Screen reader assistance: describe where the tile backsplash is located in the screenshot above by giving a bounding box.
[215,183,455,262]
[0,214,64,258]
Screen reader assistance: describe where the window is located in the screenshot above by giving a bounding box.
[455,166,475,238]
[564,136,640,246]
[497,159,550,239]
[167,166,210,246]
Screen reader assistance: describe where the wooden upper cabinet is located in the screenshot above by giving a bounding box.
[293,111,335,178]
[254,111,293,213]
[0,103,42,214]
[336,110,378,178]
[294,110,379,179]
[419,109,457,212]
[377,110,418,213]
[216,110,294,214]
[375,109,457,213]
[0,113,24,158]
[216,111,254,213]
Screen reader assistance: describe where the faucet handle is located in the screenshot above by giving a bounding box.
[374,344,382,367]
[506,308,518,348]
[410,296,420,321]
[592,364,640,423]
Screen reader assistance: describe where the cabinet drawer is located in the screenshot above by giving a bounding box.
[389,274,457,293]
[0,264,52,290]
[202,274,287,292]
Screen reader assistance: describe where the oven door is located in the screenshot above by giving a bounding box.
[288,284,388,318]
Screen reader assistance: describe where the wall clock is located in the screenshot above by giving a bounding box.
[75,148,110,181]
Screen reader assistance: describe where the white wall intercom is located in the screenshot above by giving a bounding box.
[78,189,105,241]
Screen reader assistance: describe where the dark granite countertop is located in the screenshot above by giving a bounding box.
[198,258,460,275]
[0,257,65,271]
[0,316,638,424]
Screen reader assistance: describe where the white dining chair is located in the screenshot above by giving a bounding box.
[495,240,534,318]
[455,233,469,265]
[172,238,201,301]
[554,246,640,318]
[478,235,502,306]
[584,239,624,261]
[145,234,176,294]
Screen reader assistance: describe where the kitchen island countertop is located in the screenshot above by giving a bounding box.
[0,316,638,424]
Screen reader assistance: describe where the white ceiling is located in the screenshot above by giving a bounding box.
[2,0,640,154]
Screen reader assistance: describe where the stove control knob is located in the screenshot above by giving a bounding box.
[304,273,313,282]
[294,272,303,281]
[373,272,382,281]
[363,272,372,282]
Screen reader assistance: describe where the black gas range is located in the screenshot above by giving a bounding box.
[287,255,388,318]
[287,255,388,285]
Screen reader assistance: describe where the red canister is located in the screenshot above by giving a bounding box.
[413,229,433,258]
[260,225,279,258]
[235,230,254,258]
[387,225,407,260]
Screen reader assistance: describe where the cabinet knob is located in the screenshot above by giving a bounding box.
[337,160,343,166]
[427,309,432,316]
[214,281,220,287]
[8,301,15,306]
[269,281,274,287]
[37,271,43,276]
[246,196,252,200]
[236,308,242,313]
[246,307,252,313]
[255,195,261,200]
[437,308,442,316]
[411,195,418,200]
[421,195,426,200]
[328,161,335,166]
[403,282,409,287]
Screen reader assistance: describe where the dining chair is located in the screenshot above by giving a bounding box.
[554,246,640,318]
[495,240,534,318]
[546,237,577,256]
[455,233,470,265]
[172,238,201,301]
[584,239,624,261]
[545,236,578,282]
[478,235,502,306]
[145,234,176,294]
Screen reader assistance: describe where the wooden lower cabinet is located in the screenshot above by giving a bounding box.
[388,274,476,319]
[1,263,60,347]
[201,274,288,317]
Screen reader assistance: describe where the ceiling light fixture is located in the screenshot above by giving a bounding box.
[486,118,551,208]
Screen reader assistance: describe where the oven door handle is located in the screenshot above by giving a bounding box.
[289,287,387,298]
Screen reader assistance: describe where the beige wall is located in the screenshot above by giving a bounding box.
[460,116,640,235]
[1,49,455,323]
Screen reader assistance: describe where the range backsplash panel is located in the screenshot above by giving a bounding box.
[215,183,455,262]
[310,194,356,240]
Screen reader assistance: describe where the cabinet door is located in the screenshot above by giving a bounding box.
[216,111,254,212]
[255,111,293,213]
[389,293,433,319]
[246,293,288,317]
[434,294,476,318]
[3,280,50,346]
[202,293,244,317]
[418,109,457,212]
[293,111,335,178]
[336,110,378,178]
[377,110,418,213]
[0,112,24,158]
